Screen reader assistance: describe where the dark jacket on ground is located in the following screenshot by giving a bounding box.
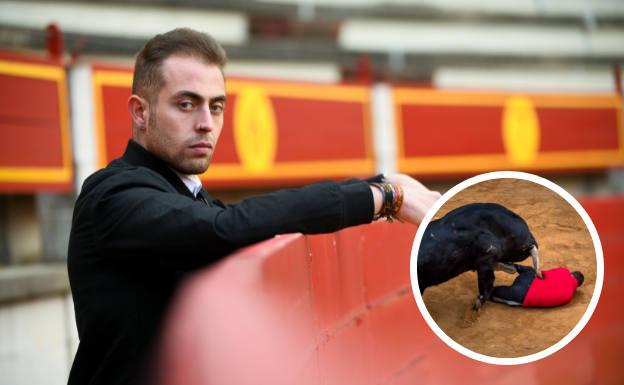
[67,140,377,385]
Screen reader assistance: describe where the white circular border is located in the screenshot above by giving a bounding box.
[410,171,604,365]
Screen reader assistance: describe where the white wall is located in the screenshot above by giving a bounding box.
[0,294,77,385]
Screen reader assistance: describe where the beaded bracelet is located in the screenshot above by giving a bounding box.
[390,184,404,219]
[371,182,404,221]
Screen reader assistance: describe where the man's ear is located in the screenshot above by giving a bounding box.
[128,95,148,129]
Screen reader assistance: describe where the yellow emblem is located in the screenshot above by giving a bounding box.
[502,96,540,166]
[233,86,278,172]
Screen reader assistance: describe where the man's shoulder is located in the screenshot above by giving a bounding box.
[79,159,173,200]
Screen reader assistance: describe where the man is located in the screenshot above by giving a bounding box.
[67,28,440,385]
[491,264,584,307]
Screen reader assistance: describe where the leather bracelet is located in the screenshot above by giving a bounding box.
[371,183,387,220]
[371,182,400,221]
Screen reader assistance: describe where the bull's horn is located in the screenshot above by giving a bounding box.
[530,246,542,278]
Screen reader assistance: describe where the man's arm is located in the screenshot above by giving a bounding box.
[90,172,376,269]
[89,170,437,270]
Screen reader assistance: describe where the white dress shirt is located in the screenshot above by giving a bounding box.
[171,169,203,197]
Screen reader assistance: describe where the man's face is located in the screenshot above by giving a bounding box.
[142,55,226,175]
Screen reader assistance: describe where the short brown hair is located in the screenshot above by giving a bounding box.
[132,28,227,102]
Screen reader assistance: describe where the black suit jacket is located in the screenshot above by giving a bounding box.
[67,140,378,385]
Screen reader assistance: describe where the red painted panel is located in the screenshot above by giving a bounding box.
[366,294,432,381]
[539,108,620,152]
[101,85,131,162]
[580,196,624,235]
[0,75,63,166]
[259,235,318,355]
[211,94,239,164]
[216,95,369,164]
[272,98,368,161]
[261,234,310,299]
[387,352,477,385]
[406,345,502,385]
[401,105,504,156]
[334,227,368,313]
[361,222,417,304]
[0,51,71,192]
[317,316,370,385]
[308,231,366,330]
[293,352,321,385]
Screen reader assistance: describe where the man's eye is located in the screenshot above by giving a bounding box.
[179,101,193,110]
[210,103,224,114]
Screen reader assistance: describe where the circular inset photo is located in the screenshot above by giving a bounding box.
[410,171,603,365]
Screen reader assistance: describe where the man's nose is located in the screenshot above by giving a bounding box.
[195,105,214,132]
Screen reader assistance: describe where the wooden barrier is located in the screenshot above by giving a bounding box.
[155,196,623,384]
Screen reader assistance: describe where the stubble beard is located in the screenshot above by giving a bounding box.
[149,110,213,175]
[177,154,212,175]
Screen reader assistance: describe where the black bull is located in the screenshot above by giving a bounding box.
[417,203,541,309]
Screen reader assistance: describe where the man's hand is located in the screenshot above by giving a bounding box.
[385,174,441,225]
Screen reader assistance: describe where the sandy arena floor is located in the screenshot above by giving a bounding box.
[420,178,597,358]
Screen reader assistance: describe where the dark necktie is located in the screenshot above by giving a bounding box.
[196,190,208,205]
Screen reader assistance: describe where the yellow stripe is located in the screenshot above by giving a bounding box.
[529,94,622,109]
[93,76,108,169]
[618,99,624,159]
[394,102,405,159]
[201,159,375,180]
[398,150,624,174]
[393,88,622,109]
[0,167,72,183]
[93,70,133,87]
[89,72,370,102]
[0,60,64,80]
[57,71,73,180]
[227,80,370,102]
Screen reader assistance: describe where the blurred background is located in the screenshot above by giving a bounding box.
[0,0,623,384]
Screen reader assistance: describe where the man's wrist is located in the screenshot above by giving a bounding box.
[369,182,403,221]
[370,185,383,217]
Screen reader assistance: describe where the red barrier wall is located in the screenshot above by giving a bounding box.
[157,196,623,385]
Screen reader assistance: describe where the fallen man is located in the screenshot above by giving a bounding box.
[491,264,584,307]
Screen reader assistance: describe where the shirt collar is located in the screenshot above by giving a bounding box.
[171,169,203,197]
